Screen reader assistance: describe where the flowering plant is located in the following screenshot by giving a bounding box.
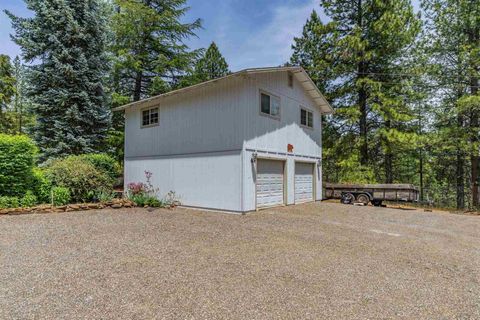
[127,182,147,195]
[126,171,162,207]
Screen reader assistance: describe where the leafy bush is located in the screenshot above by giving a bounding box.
[78,153,121,181]
[95,189,117,203]
[51,187,71,206]
[129,193,149,206]
[20,191,37,207]
[0,134,37,196]
[31,168,52,203]
[45,156,114,202]
[146,197,163,207]
[129,193,163,207]
[0,196,20,209]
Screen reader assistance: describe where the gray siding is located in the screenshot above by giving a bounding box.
[242,71,322,156]
[123,70,324,212]
[125,75,249,158]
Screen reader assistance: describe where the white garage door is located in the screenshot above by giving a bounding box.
[295,162,314,203]
[256,159,285,208]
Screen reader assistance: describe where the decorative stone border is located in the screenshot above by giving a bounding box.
[0,199,136,216]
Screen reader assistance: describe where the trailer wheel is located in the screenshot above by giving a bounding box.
[341,193,355,205]
[371,200,382,207]
[356,194,370,206]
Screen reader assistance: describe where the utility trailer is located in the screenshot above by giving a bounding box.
[325,183,420,206]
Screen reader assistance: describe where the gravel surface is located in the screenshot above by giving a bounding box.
[1,202,479,319]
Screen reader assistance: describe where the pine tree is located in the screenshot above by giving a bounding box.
[12,56,34,134]
[6,0,111,159]
[290,10,334,93]
[422,0,480,208]
[0,54,16,132]
[292,1,421,183]
[112,0,202,102]
[195,42,229,81]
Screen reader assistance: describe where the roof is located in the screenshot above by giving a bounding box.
[113,66,334,114]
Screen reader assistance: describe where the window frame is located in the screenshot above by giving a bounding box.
[300,106,314,129]
[259,90,281,120]
[141,106,159,128]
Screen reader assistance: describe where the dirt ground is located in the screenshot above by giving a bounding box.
[1,202,479,319]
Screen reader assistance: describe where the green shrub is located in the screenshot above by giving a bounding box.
[45,156,114,202]
[78,153,121,181]
[129,193,163,207]
[129,193,149,207]
[0,196,20,209]
[145,196,163,207]
[51,187,71,206]
[0,134,37,196]
[20,191,37,207]
[31,168,52,203]
[95,189,116,203]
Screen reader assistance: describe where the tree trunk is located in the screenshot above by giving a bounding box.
[384,120,393,183]
[356,0,368,165]
[419,149,424,202]
[133,71,143,102]
[457,149,465,209]
[469,28,479,208]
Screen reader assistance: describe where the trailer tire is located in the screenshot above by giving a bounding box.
[372,200,383,207]
[356,194,370,206]
[341,193,355,205]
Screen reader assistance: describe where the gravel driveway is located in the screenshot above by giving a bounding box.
[1,202,479,319]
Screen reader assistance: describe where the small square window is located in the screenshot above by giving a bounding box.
[260,91,280,119]
[141,107,159,127]
[300,108,313,128]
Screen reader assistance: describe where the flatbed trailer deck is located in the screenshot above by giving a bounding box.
[325,183,420,206]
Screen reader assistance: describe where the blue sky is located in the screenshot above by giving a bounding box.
[0,0,420,71]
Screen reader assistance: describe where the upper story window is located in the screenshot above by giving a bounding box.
[260,91,280,119]
[300,107,313,128]
[142,107,159,127]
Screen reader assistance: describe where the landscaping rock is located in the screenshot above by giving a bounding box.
[111,203,123,209]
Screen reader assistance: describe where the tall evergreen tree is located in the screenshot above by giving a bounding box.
[290,10,335,94]
[6,0,111,159]
[179,41,230,87]
[195,42,229,81]
[12,56,34,134]
[0,54,16,132]
[422,0,480,208]
[291,1,421,184]
[112,0,202,102]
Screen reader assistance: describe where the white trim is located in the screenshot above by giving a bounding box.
[140,106,159,128]
[259,89,281,120]
[300,106,314,129]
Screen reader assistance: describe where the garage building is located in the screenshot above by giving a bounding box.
[114,66,333,213]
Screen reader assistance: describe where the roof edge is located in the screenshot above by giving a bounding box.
[113,66,334,114]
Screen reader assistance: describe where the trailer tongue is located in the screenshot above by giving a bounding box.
[325,183,420,206]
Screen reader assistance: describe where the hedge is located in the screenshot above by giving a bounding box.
[0,134,37,196]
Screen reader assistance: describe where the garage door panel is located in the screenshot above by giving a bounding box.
[295,163,314,203]
[256,160,284,208]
